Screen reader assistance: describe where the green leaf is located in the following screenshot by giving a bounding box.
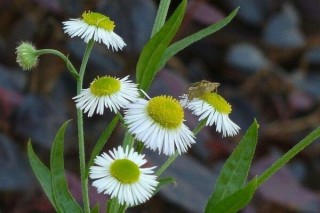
[50,121,83,213]
[206,120,258,208]
[255,125,320,187]
[206,178,257,213]
[27,141,58,211]
[153,177,176,195]
[157,7,239,70]
[91,204,99,213]
[107,198,122,213]
[122,130,135,150]
[136,0,187,91]
[86,116,119,177]
[151,0,171,37]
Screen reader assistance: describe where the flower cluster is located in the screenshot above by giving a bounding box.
[75,77,238,205]
[76,77,240,150]
[16,10,241,208]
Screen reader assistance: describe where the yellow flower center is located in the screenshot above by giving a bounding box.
[90,76,120,97]
[82,11,115,31]
[200,92,232,114]
[147,96,184,129]
[110,159,140,184]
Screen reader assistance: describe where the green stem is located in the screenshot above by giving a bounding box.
[254,126,320,187]
[155,120,207,177]
[151,0,171,37]
[193,119,207,135]
[77,39,95,213]
[155,151,179,177]
[36,49,79,79]
[117,112,124,123]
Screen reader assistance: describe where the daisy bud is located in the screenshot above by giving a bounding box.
[16,42,39,71]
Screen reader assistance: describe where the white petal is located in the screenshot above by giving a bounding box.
[89,146,158,206]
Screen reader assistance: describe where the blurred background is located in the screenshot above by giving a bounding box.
[0,0,320,212]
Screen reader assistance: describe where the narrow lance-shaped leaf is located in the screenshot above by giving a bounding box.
[27,141,58,211]
[206,120,258,208]
[86,116,119,177]
[254,125,320,187]
[136,0,187,91]
[50,121,83,213]
[151,0,171,37]
[157,7,239,70]
[122,129,135,151]
[107,198,121,213]
[206,177,257,213]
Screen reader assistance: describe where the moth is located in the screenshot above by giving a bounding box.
[186,80,220,101]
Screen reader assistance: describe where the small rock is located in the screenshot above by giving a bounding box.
[226,0,270,26]
[263,3,305,48]
[226,43,270,73]
[13,93,69,149]
[0,134,33,190]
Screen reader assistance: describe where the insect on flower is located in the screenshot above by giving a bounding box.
[186,80,220,101]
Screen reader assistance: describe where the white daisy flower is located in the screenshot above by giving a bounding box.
[89,146,158,206]
[183,92,240,137]
[62,11,126,51]
[73,75,139,117]
[124,95,196,156]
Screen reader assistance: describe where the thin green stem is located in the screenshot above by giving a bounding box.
[155,151,179,177]
[77,39,95,213]
[36,49,79,79]
[253,126,320,187]
[117,112,124,123]
[155,120,207,177]
[151,0,171,37]
[193,119,207,135]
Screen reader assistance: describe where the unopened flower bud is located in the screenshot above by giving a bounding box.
[16,42,39,71]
